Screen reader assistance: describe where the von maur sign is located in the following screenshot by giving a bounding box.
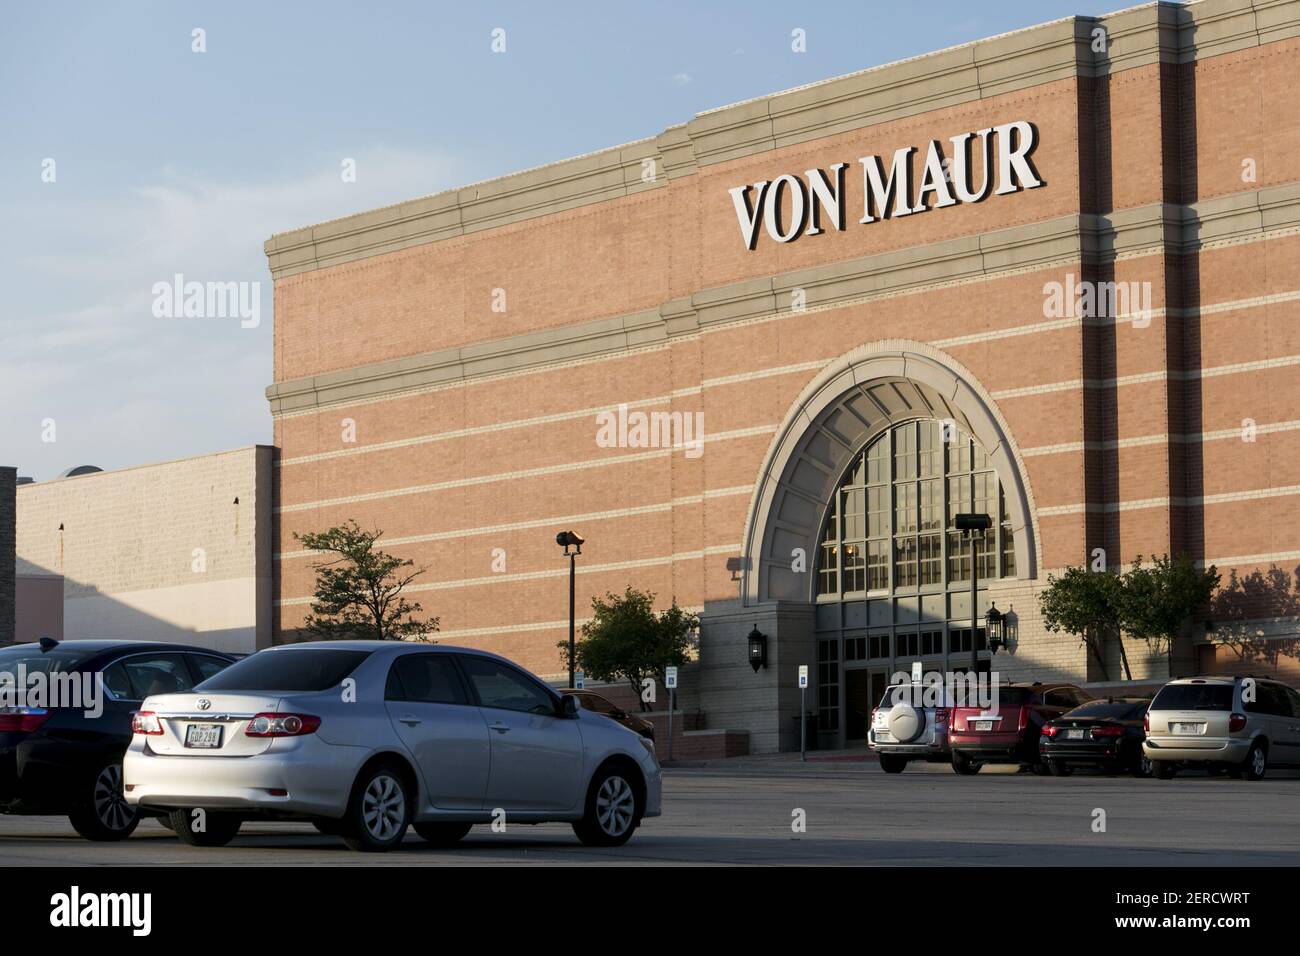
[728,120,1043,250]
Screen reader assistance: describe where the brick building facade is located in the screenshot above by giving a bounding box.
[266,0,1300,751]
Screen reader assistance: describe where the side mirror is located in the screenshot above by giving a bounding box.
[560,695,579,718]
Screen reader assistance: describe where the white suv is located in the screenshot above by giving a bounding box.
[1143,676,1300,780]
[867,682,956,773]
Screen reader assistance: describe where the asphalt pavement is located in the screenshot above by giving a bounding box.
[1,757,1295,866]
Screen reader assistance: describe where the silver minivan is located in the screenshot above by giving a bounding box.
[1142,676,1300,779]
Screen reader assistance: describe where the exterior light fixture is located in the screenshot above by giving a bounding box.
[986,602,1005,654]
[747,625,768,673]
[556,531,585,688]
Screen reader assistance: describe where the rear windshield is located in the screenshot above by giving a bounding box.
[196,649,371,692]
[992,687,1033,706]
[1152,684,1234,712]
[1065,700,1148,720]
[0,646,93,680]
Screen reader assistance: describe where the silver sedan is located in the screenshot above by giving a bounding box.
[123,642,661,851]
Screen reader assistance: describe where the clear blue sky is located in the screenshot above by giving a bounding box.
[1,0,1112,479]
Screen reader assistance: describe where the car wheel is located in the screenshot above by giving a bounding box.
[573,764,641,847]
[1241,742,1267,781]
[342,765,410,852]
[950,751,981,775]
[1154,761,1178,780]
[878,754,908,774]
[68,762,141,842]
[1132,754,1154,778]
[167,808,242,847]
[1030,761,1052,776]
[1049,761,1072,777]
[413,822,473,846]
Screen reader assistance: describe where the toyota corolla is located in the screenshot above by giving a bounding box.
[123,642,661,851]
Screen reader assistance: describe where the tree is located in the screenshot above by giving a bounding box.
[558,587,698,711]
[294,520,437,641]
[1038,566,1131,680]
[1118,553,1219,673]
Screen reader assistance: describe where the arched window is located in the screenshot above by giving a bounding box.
[812,420,1016,739]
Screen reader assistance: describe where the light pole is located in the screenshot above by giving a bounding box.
[954,513,992,674]
[556,531,584,688]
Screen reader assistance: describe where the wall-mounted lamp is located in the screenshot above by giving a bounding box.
[747,625,768,673]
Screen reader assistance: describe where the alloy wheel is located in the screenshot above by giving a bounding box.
[93,764,135,831]
[595,775,635,837]
[361,773,406,841]
[1252,747,1266,777]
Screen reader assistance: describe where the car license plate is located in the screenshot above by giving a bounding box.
[184,723,223,749]
[1067,729,1086,739]
[1171,722,1203,735]
[975,720,993,731]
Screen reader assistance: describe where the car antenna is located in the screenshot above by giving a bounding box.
[38,636,59,653]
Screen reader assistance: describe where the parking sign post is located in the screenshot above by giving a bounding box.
[798,665,809,762]
[665,666,678,763]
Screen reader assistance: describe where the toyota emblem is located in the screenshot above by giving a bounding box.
[197,698,211,710]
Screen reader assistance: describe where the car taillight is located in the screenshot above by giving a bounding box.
[0,707,50,733]
[1091,726,1124,738]
[132,711,163,735]
[1041,724,1060,738]
[1229,712,1247,733]
[1143,712,1150,733]
[245,713,320,737]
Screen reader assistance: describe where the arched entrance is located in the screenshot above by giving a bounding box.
[738,341,1040,750]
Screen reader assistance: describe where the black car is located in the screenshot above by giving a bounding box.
[1038,696,1152,777]
[562,689,657,742]
[0,639,237,840]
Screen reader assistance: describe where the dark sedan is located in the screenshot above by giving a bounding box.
[0,639,237,840]
[562,689,656,741]
[1039,696,1152,777]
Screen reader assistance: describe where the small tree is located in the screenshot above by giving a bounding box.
[1038,566,1131,680]
[558,587,698,711]
[1118,553,1219,673]
[294,520,437,641]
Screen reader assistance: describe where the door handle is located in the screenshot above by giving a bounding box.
[399,715,422,726]
[490,722,510,734]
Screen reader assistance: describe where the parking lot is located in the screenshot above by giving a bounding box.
[2,758,1296,866]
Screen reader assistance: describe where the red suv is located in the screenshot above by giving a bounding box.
[948,682,1092,774]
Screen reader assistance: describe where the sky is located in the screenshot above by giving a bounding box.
[0,0,1103,480]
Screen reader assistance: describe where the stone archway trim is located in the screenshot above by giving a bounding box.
[740,339,1041,605]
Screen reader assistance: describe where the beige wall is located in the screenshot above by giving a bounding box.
[15,446,273,653]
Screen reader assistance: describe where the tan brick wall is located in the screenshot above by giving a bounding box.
[16,446,273,653]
